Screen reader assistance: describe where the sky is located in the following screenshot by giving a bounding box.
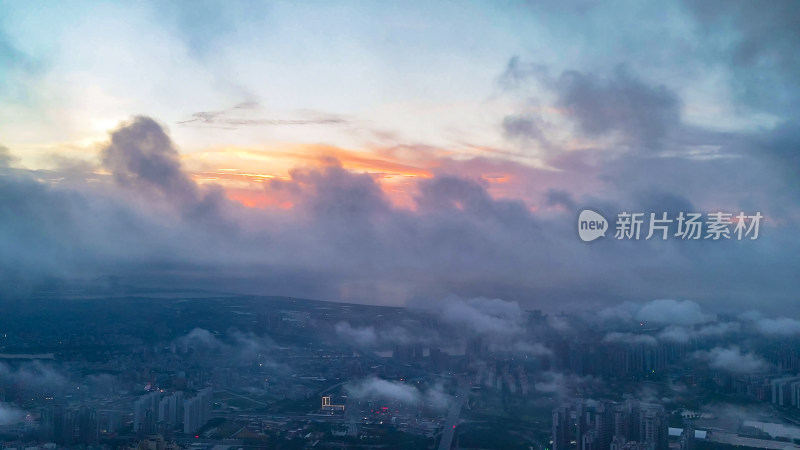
[1,0,799,313]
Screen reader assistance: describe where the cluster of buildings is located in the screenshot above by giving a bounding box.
[552,400,672,450]
[133,389,212,438]
[38,405,101,446]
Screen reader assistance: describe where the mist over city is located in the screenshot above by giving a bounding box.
[1,1,799,449]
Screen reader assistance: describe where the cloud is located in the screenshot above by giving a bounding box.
[534,371,602,399]
[686,0,800,114]
[102,116,197,201]
[512,342,552,356]
[175,327,224,350]
[1,103,800,316]
[407,295,524,337]
[658,322,741,343]
[336,320,435,349]
[595,302,639,323]
[345,377,421,404]
[760,120,800,190]
[1,0,800,333]
[497,56,547,91]
[697,322,741,336]
[738,312,800,337]
[0,27,43,104]
[546,315,573,334]
[752,317,800,336]
[694,346,768,374]
[0,145,15,167]
[544,189,576,211]
[554,66,681,149]
[345,377,451,410]
[603,332,658,346]
[657,326,691,343]
[502,114,550,148]
[597,300,710,327]
[635,299,709,325]
[0,361,68,391]
[335,322,378,348]
[0,403,23,425]
[268,161,390,220]
[101,116,230,223]
[173,328,279,368]
[423,383,451,410]
[178,102,348,129]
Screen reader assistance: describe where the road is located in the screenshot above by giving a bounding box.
[438,383,471,450]
[345,393,360,437]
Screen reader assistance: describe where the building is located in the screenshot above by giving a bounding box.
[771,376,800,406]
[158,391,183,428]
[78,406,98,445]
[553,399,668,450]
[183,388,213,434]
[321,395,345,412]
[134,391,161,437]
[679,423,695,450]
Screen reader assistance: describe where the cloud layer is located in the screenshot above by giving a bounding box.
[0,2,799,317]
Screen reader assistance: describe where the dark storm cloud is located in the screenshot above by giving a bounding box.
[101,116,231,225]
[102,116,198,201]
[554,67,681,150]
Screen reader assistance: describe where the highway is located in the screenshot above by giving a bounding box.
[438,383,471,450]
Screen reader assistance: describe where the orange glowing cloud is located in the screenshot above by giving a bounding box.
[225,188,294,209]
[184,143,438,209]
[183,142,532,210]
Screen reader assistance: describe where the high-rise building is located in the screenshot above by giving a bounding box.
[553,399,668,450]
[134,391,161,437]
[183,388,213,434]
[78,406,98,445]
[771,376,800,406]
[40,405,81,445]
[552,406,572,450]
[158,391,184,428]
[639,405,668,450]
[679,423,695,450]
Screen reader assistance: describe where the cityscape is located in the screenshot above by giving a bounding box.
[1,0,800,449]
[1,289,800,448]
